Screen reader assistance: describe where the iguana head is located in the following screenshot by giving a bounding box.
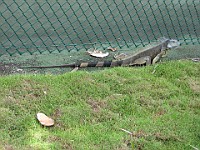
[167,39,180,48]
[158,37,180,49]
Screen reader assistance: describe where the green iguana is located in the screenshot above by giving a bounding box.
[23,38,180,69]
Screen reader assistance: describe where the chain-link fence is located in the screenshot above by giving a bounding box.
[0,0,199,56]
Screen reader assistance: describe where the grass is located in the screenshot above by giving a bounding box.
[0,60,200,150]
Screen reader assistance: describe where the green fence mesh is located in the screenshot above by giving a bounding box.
[0,0,199,56]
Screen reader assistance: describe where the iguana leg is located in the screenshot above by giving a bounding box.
[130,56,151,66]
[114,53,129,60]
[152,50,166,64]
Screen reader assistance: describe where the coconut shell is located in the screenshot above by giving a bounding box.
[36,112,54,126]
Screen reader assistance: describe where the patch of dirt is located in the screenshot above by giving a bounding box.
[122,130,181,149]
[3,95,20,106]
[153,108,167,119]
[23,79,49,96]
[3,79,47,107]
[153,132,181,142]
[62,143,74,150]
[52,109,62,127]
[189,99,200,110]
[4,145,14,150]
[87,98,107,113]
[188,79,200,93]
[48,136,74,150]
[168,99,183,107]
[52,108,62,118]
[0,63,23,75]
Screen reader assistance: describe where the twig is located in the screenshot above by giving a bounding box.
[188,144,199,150]
[152,64,158,74]
[119,128,133,135]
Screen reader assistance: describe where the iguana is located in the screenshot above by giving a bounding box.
[22,38,180,69]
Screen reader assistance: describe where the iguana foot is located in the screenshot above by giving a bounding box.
[71,67,79,72]
[114,53,128,60]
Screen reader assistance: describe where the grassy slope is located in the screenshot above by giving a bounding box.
[0,60,199,150]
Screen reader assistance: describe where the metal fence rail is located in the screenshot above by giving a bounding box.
[0,0,199,56]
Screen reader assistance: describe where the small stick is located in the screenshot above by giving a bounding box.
[188,144,199,150]
[119,128,133,135]
[152,64,158,74]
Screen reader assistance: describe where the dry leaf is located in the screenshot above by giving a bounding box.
[107,46,117,52]
[87,49,109,58]
[36,112,54,126]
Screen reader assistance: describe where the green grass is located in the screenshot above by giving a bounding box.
[0,60,200,150]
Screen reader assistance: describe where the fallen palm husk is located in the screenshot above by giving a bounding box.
[36,112,54,127]
[87,49,109,58]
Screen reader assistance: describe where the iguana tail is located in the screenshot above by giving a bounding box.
[22,63,77,68]
[23,60,124,68]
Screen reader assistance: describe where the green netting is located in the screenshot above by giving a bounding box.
[0,0,199,56]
